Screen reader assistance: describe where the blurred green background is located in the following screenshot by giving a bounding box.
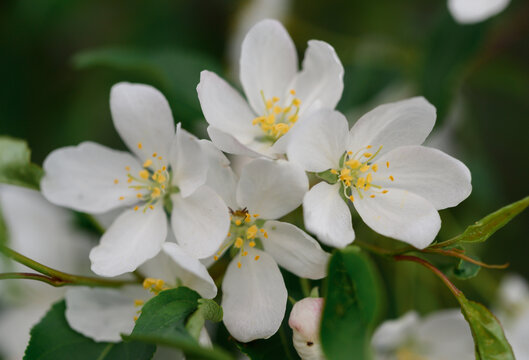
[1,0,528,318]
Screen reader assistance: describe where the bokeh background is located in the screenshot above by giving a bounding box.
[1,0,528,344]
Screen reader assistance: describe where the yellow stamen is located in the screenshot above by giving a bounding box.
[156,174,167,183]
[356,177,366,188]
[272,96,280,102]
[234,237,243,248]
[386,161,390,168]
[372,164,378,172]
[114,179,119,184]
[143,159,152,167]
[125,166,131,171]
[349,195,354,202]
[254,256,260,261]
[346,159,361,169]
[149,205,154,210]
[366,173,373,184]
[139,170,149,179]
[134,299,144,307]
[235,219,242,226]
[266,100,273,109]
[289,89,296,95]
[253,214,259,218]
[214,255,218,261]
[247,225,258,239]
[242,251,248,256]
[152,188,161,198]
[360,164,370,172]
[119,196,125,200]
[363,152,372,158]
[273,105,282,114]
[389,175,394,181]
[134,316,138,321]
[137,193,142,198]
[330,169,338,174]
[370,194,376,198]
[292,98,301,107]
[137,143,143,149]
[249,241,256,247]
[134,206,139,211]
[152,152,157,157]
[382,190,388,194]
[366,145,372,149]
[237,261,242,269]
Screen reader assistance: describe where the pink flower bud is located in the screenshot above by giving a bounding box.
[288,297,326,360]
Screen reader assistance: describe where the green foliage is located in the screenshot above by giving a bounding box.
[186,298,223,340]
[0,137,43,190]
[443,196,529,246]
[456,294,514,360]
[451,256,481,280]
[316,169,338,184]
[24,301,155,360]
[321,246,382,360]
[126,287,232,360]
[72,47,222,130]
[235,322,297,360]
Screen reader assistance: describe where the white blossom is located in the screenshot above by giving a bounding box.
[197,19,343,158]
[41,82,229,277]
[287,98,472,249]
[448,0,510,24]
[288,297,325,360]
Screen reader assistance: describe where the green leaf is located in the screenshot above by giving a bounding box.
[186,298,223,340]
[72,47,222,129]
[0,137,43,190]
[24,301,155,360]
[316,169,338,184]
[456,294,514,360]
[128,287,232,360]
[235,322,297,360]
[320,246,382,360]
[452,257,481,280]
[445,196,529,245]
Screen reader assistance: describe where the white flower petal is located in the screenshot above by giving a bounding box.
[448,0,510,24]
[372,311,419,352]
[348,97,436,156]
[170,186,230,259]
[89,206,167,277]
[262,221,329,279]
[376,146,472,210]
[303,182,355,248]
[41,142,143,213]
[222,248,287,342]
[236,159,308,219]
[65,286,148,342]
[286,109,349,172]
[169,124,208,197]
[240,19,297,115]
[197,71,260,141]
[289,40,344,116]
[110,82,175,160]
[207,126,271,158]
[353,188,441,249]
[160,242,217,299]
[199,139,238,209]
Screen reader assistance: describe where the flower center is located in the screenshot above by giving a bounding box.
[330,145,394,201]
[115,142,171,212]
[252,89,301,141]
[213,208,268,268]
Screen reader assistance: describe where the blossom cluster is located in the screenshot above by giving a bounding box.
[8,19,474,355]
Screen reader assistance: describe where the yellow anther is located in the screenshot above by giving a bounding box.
[254,256,260,261]
[157,174,167,183]
[263,232,268,239]
[237,261,242,269]
[143,159,152,167]
[152,187,161,198]
[149,205,154,210]
[360,164,370,172]
[349,195,355,202]
[366,145,372,149]
[290,89,296,95]
[365,183,372,191]
[370,194,376,198]
[247,225,258,239]
[283,106,292,113]
[253,116,265,125]
[143,278,156,289]
[158,156,163,160]
[162,166,166,171]
[347,151,352,155]
[249,241,256,247]
[152,173,158,181]
[363,152,373,158]
[244,213,251,223]
[266,100,273,109]
[386,161,390,168]
[134,299,144,307]
[389,175,395,181]
[227,232,231,237]
[273,106,282,114]
[266,114,275,125]
[152,153,157,157]
[134,206,139,211]
[253,214,259,218]
[139,170,149,179]
[292,98,301,107]
[356,177,366,188]
[134,316,138,321]
[330,169,338,174]
[242,251,248,256]
[345,159,361,169]
[275,123,289,134]
[137,143,143,149]
[382,190,388,194]
[234,237,243,248]
[114,179,119,184]
[372,164,379,172]
[366,173,373,184]
[214,255,218,261]
[155,279,164,289]
[272,96,280,102]
[125,166,131,171]
[137,193,142,198]
[288,115,298,123]
[119,196,125,200]
[235,219,242,226]
[127,178,133,183]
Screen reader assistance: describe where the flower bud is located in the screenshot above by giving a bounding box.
[288,297,326,360]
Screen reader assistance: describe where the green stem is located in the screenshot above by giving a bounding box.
[299,278,311,298]
[0,272,68,286]
[0,245,139,288]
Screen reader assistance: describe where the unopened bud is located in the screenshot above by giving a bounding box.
[288,297,326,360]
